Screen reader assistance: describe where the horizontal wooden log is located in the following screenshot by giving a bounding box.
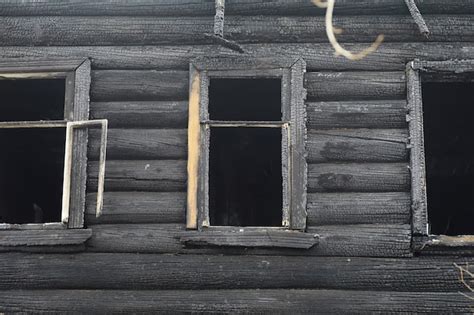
[1,253,472,291]
[91,70,188,102]
[0,289,472,313]
[307,100,407,129]
[88,129,187,160]
[0,16,472,46]
[90,70,405,102]
[85,192,185,224]
[1,43,473,71]
[307,129,408,163]
[89,160,410,193]
[90,101,187,128]
[308,163,410,192]
[0,229,92,246]
[305,72,406,101]
[308,192,411,225]
[86,223,411,257]
[1,0,473,16]
[88,160,186,192]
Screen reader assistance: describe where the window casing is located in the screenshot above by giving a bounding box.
[0,59,107,247]
[407,59,474,249]
[186,57,307,232]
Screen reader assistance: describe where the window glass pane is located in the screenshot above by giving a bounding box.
[209,127,282,226]
[208,78,281,121]
[0,79,65,121]
[422,81,474,235]
[0,128,65,224]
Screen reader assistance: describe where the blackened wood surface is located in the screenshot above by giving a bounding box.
[1,0,473,16]
[0,289,472,313]
[0,43,473,71]
[0,16,472,46]
[0,253,471,291]
[0,229,92,246]
[308,192,411,225]
[86,223,411,257]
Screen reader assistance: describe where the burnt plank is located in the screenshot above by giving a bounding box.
[305,72,406,101]
[307,129,408,162]
[0,289,471,313]
[0,253,471,291]
[1,0,473,16]
[88,129,187,160]
[307,100,407,129]
[87,160,186,192]
[0,16,472,46]
[308,192,411,225]
[85,192,185,224]
[86,223,411,257]
[0,43,473,71]
[308,163,410,192]
[90,101,187,128]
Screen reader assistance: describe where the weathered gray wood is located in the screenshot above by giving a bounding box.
[308,163,410,192]
[68,59,91,228]
[90,101,187,128]
[1,43,473,71]
[307,100,407,129]
[308,192,411,225]
[0,253,471,291]
[88,160,187,192]
[413,59,474,73]
[86,223,411,257]
[0,289,472,313]
[91,70,188,102]
[307,128,409,144]
[307,129,408,162]
[0,58,91,73]
[0,16,472,46]
[88,129,187,160]
[181,229,318,249]
[0,229,92,246]
[305,72,406,101]
[85,192,185,224]
[1,0,473,16]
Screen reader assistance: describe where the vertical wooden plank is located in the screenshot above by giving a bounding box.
[281,71,291,227]
[406,61,428,236]
[198,73,210,229]
[186,65,201,229]
[68,59,91,228]
[63,72,75,121]
[289,59,307,230]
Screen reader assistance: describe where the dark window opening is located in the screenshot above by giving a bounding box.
[209,128,282,226]
[422,81,474,235]
[0,79,65,121]
[209,79,281,121]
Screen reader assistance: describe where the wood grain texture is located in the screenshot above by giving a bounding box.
[0,229,92,246]
[307,129,408,162]
[307,100,407,129]
[0,43,473,71]
[90,101,187,128]
[0,289,472,313]
[86,223,411,257]
[0,15,472,46]
[307,192,411,225]
[1,0,473,16]
[85,192,185,224]
[0,253,471,291]
[308,163,410,192]
[88,129,187,160]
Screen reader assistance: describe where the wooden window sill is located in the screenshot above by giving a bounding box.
[0,228,92,246]
[180,227,319,249]
[413,235,474,253]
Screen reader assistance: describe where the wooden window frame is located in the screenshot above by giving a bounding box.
[185,57,309,247]
[0,59,104,247]
[407,59,474,250]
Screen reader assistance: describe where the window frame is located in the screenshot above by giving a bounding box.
[186,57,307,233]
[0,58,102,246]
[407,59,474,249]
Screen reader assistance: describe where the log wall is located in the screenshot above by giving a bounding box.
[0,1,473,312]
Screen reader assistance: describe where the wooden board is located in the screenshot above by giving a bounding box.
[0,229,92,246]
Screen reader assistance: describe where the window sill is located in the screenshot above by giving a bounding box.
[413,235,474,253]
[180,227,319,249]
[0,227,92,246]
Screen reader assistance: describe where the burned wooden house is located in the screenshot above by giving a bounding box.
[0,1,473,313]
